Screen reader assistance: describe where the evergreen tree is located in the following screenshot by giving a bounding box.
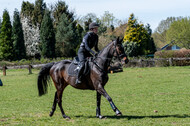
[40,9,55,58]
[0,10,13,60]
[123,13,146,43]
[0,18,2,34]
[123,13,155,56]
[84,18,92,32]
[75,24,84,52]
[32,0,46,26]
[96,19,107,35]
[21,1,34,17]
[53,0,77,57]
[53,0,74,28]
[12,9,26,60]
[56,13,77,57]
[145,24,156,54]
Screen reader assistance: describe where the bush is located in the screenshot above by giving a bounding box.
[123,41,140,57]
[154,49,190,66]
[155,49,190,58]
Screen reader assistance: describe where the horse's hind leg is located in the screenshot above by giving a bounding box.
[57,83,70,119]
[96,92,104,119]
[49,91,57,117]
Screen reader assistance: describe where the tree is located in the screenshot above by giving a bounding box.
[53,0,74,28]
[84,18,92,32]
[166,18,190,49]
[75,24,84,52]
[123,14,156,56]
[52,0,77,57]
[145,24,156,54]
[32,0,46,26]
[0,18,2,33]
[123,41,140,57]
[96,19,107,35]
[123,14,146,55]
[21,1,34,17]
[0,10,13,60]
[101,11,115,27]
[21,0,42,57]
[21,0,46,26]
[56,13,77,57]
[40,10,56,58]
[152,17,181,48]
[12,9,26,60]
[124,13,143,43]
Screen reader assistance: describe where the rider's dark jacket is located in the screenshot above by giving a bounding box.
[80,31,99,54]
[78,31,99,62]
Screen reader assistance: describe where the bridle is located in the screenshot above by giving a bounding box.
[91,41,127,73]
[113,40,127,61]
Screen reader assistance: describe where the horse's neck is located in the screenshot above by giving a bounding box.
[99,43,114,59]
[96,42,114,71]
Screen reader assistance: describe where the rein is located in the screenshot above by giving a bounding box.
[90,41,121,73]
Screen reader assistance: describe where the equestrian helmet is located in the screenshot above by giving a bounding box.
[89,22,99,30]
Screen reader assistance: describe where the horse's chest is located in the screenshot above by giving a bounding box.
[101,74,109,85]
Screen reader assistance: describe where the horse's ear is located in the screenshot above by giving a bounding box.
[116,37,120,44]
[120,37,124,43]
[117,37,120,42]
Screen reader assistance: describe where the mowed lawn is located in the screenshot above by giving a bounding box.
[0,66,190,125]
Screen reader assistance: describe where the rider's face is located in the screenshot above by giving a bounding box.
[93,27,98,34]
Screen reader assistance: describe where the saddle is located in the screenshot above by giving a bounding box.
[67,57,90,77]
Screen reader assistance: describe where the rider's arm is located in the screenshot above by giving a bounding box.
[83,34,95,55]
[94,36,99,53]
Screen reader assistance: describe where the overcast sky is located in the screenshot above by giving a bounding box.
[0,0,190,31]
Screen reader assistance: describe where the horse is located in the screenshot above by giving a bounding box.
[37,37,129,119]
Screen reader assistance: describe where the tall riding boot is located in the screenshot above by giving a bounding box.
[75,62,84,85]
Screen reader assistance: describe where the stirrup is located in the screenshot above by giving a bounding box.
[75,79,81,85]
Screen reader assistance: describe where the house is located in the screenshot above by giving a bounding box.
[161,40,180,50]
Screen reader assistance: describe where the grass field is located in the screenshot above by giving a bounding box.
[0,66,190,125]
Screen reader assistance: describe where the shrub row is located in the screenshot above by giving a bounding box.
[154,49,190,58]
[154,49,190,66]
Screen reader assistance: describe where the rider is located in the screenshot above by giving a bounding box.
[75,22,100,84]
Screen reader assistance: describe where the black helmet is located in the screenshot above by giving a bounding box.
[89,22,99,30]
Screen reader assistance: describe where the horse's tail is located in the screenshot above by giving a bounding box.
[37,62,55,96]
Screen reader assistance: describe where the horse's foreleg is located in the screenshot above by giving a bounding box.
[49,91,57,117]
[96,92,104,119]
[97,86,122,116]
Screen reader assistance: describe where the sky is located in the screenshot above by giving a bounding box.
[0,0,190,31]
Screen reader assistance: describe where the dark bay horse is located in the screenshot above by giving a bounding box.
[37,37,129,119]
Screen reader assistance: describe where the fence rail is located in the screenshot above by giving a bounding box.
[0,57,190,75]
[125,57,190,67]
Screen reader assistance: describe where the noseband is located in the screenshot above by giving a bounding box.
[113,41,126,61]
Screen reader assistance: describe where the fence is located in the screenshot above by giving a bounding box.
[0,58,190,76]
[125,57,190,67]
[0,64,46,76]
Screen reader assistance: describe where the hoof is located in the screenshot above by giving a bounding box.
[63,115,71,119]
[116,110,122,116]
[116,113,122,116]
[96,115,106,119]
[49,111,54,117]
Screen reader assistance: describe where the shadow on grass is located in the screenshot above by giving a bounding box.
[75,114,190,120]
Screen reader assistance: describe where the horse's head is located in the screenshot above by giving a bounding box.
[113,37,129,64]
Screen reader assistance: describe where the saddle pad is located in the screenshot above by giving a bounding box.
[67,62,78,77]
[67,60,90,77]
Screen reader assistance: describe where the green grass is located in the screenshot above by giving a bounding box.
[0,66,190,125]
